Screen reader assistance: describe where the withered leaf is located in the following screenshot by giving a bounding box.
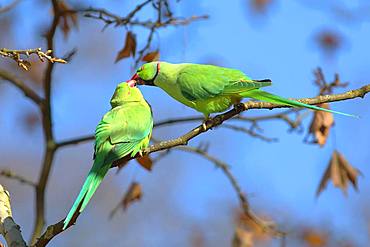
[237,211,271,243]
[307,103,334,147]
[232,227,254,247]
[316,150,361,197]
[22,111,40,132]
[251,0,273,13]
[110,182,142,218]
[115,31,136,63]
[142,50,160,62]
[301,228,328,247]
[316,30,342,54]
[58,1,78,39]
[136,155,153,171]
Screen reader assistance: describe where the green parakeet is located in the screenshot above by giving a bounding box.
[63,82,153,229]
[130,62,355,118]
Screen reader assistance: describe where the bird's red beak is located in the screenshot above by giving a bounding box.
[129,73,145,85]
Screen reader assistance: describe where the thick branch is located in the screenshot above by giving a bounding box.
[31,219,64,247]
[31,0,61,244]
[0,184,27,247]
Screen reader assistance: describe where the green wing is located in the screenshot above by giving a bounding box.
[95,104,153,152]
[176,64,271,101]
[63,103,153,229]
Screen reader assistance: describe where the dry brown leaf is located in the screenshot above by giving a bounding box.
[190,227,205,247]
[58,1,78,39]
[110,182,142,218]
[302,228,328,247]
[121,182,142,210]
[237,212,271,243]
[250,0,273,13]
[115,31,136,63]
[142,50,160,62]
[136,155,153,171]
[308,103,334,147]
[316,150,361,197]
[22,111,40,132]
[232,227,254,247]
[316,30,342,54]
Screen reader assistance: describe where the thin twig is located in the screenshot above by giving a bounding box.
[0,0,21,14]
[56,135,95,148]
[221,123,277,142]
[0,48,66,71]
[0,169,36,187]
[77,1,207,64]
[175,146,284,237]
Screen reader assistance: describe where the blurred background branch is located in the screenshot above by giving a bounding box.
[0,0,21,14]
[0,170,36,187]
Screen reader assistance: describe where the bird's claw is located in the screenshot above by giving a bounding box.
[201,118,213,131]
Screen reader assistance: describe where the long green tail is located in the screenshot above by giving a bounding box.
[240,89,357,117]
[63,146,110,229]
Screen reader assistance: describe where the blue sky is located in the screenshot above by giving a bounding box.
[1,0,370,246]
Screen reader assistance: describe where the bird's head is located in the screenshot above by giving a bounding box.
[131,62,160,86]
[110,82,144,107]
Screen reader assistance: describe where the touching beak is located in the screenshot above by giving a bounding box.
[131,73,139,80]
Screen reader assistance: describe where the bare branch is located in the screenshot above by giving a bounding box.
[0,48,66,71]
[79,0,153,27]
[76,1,207,64]
[80,5,208,29]
[221,123,278,142]
[113,84,370,167]
[31,0,62,243]
[0,169,36,187]
[176,146,284,237]
[0,184,27,247]
[56,135,95,148]
[31,219,64,247]
[0,69,44,106]
[0,0,21,14]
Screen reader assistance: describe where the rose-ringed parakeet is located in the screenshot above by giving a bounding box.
[130,62,355,121]
[63,82,153,229]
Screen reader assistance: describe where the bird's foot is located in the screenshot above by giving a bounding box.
[201,117,213,131]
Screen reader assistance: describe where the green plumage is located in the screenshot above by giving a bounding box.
[63,83,153,229]
[135,62,355,117]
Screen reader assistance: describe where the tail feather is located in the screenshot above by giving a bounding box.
[240,89,357,118]
[63,148,111,230]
